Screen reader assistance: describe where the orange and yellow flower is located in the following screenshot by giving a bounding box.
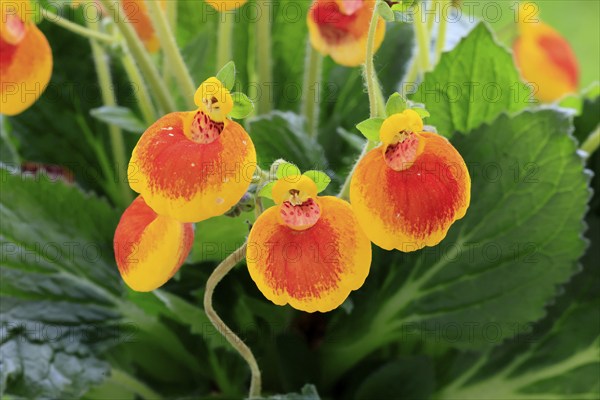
[307,0,385,66]
[114,196,194,292]
[513,2,579,102]
[247,173,372,313]
[0,0,52,115]
[204,0,247,12]
[350,110,471,252]
[122,0,165,53]
[128,77,257,223]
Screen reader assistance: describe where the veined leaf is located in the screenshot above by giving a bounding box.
[411,23,533,137]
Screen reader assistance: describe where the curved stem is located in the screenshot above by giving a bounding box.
[302,42,323,138]
[217,12,234,71]
[145,0,196,107]
[87,19,132,207]
[99,0,176,114]
[255,0,273,114]
[581,126,600,158]
[337,0,383,200]
[121,45,157,126]
[435,0,449,64]
[42,8,115,43]
[203,243,262,398]
[413,2,431,73]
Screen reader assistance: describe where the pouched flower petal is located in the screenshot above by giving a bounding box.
[247,195,372,313]
[114,196,194,292]
[205,0,247,12]
[350,111,471,252]
[122,0,165,53]
[128,111,256,222]
[1,1,52,116]
[513,3,578,102]
[307,0,385,66]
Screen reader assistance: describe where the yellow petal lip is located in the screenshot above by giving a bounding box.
[114,196,194,292]
[194,77,234,122]
[380,110,424,145]
[247,196,372,313]
[350,132,471,252]
[271,175,318,204]
[0,23,53,116]
[128,112,257,223]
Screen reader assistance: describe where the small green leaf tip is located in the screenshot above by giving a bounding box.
[377,2,395,22]
[276,162,301,179]
[216,61,236,91]
[257,181,275,199]
[386,93,408,116]
[229,92,254,119]
[356,117,385,142]
[303,170,331,193]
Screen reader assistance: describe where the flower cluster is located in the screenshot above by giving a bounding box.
[114,76,256,291]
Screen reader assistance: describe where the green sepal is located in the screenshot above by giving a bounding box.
[229,92,254,119]
[377,2,395,21]
[257,181,276,199]
[356,118,385,142]
[216,61,236,90]
[411,107,431,119]
[386,93,408,116]
[276,162,301,179]
[303,170,331,193]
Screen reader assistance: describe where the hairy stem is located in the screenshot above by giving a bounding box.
[435,0,449,64]
[87,19,132,206]
[413,2,431,73]
[337,0,383,200]
[99,0,176,114]
[145,0,196,107]
[203,243,262,398]
[581,126,600,158]
[42,8,115,43]
[256,0,273,114]
[302,42,324,138]
[217,12,234,71]
[121,45,157,126]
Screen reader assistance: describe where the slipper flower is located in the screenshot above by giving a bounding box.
[247,168,372,313]
[128,77,257,223]
[513,2,579,102]
[0,0,52,115]
[114,196,194,292]
[205,0,247,12]
[307,0,385,66]
[350,109,471,252]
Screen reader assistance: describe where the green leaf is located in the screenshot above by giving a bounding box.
[356,118,384,142]
[0,167,123,398]
[434,214,600,400]
[411,23,533,137]
[385,93,408,116]
[277,162,301,179]
[216,61,236,91]
[303,171,332,193]
[258,181,276,200]
[90,106,146,134]
[411,107,431,119]
[354,357,435,400]
[189,212,252,263]
[321,109,590,380]
[153,291,225,351]
[229,92,254,120]
[377,2,395,21]
[247,111,327,171]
